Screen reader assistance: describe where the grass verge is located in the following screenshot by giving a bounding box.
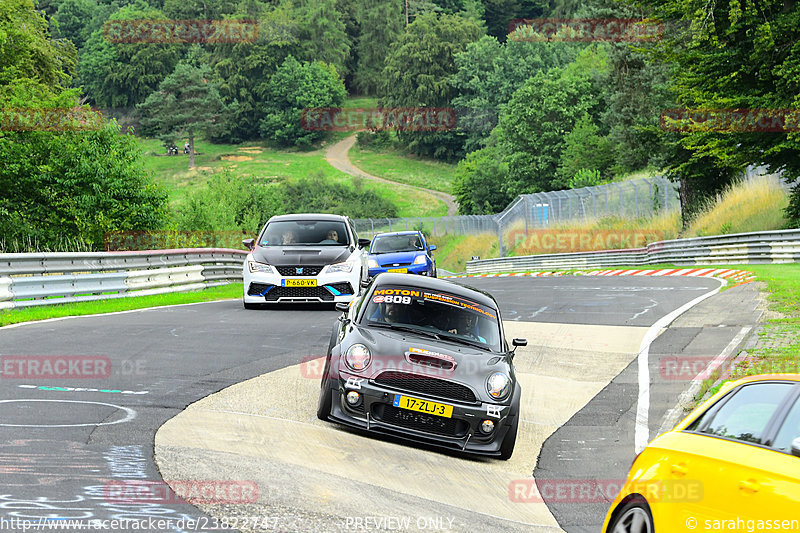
[0,283,242,327]
[349,144,456,193]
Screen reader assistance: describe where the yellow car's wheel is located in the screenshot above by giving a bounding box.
[608,500,654,533]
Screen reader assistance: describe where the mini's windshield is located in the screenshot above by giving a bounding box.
[361,285,502,351]
[259,220,349,246]
[371,234,424,254]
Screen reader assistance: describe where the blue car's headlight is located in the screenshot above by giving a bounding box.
[327,261,354,273]
[413,255,427,265]
[367,259,379,269]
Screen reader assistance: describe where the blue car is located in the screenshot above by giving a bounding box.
[367,231,437,278]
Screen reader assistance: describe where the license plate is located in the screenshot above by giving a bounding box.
[388,268,407,273]
[282,278,317,287]
[393,395,453,418]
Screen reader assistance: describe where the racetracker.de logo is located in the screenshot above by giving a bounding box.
[1,356,112,379]
[0,107,103,132]
[103,19,258,44]
[301,108,457,132]
[509,479,703,503]
[103,480,259,504]
[509,229,663,255]
[508,18,663,42]
[660,108,800,132]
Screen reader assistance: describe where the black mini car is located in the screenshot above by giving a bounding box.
[317,273,526,459]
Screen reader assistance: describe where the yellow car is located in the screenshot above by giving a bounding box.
[603,374,800,532]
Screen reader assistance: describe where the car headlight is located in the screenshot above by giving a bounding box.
[413,255,427,265]
[487,372,511,400]
[345,344,371,371]
[248,260,272,274]
[327,261,354,273]
[367,259,379,269]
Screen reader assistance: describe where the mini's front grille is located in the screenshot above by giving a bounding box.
[265,286,333,301]
[247,283,274,296]
[275,265,323,277]
[327,282,354,295]
[373,404,468,437]
[373,371,477,403]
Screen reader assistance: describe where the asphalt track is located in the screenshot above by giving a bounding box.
[0,276,759,532]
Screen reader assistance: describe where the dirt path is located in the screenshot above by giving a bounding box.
[325,135,458,216]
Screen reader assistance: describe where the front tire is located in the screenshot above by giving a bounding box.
[316,375,333,421]
[244,301,261,310]
[499,417,518,460]
[607,500,654,533]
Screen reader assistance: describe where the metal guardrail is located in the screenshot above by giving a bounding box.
[465,229,800,274]
[0,249,246,310]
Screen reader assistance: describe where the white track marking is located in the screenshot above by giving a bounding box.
[634,277,725,453]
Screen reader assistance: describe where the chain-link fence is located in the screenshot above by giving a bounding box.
[355,175,680,256]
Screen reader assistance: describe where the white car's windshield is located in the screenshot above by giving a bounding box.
[361,285,502,351]
[259,221,349,246]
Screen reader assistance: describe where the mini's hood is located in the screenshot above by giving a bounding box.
[349,324,512,382]
[253,245,352,266]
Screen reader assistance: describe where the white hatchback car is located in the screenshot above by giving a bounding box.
[242,214,371,307]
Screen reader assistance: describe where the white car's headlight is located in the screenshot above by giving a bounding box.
[367,259,379,269]
[413,255,427,265]
[248,260,272,274]
[327,261,354,273]
[345,344,371,371]
[487,372,511,400]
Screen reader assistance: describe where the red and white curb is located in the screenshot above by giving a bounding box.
[442,268,756,283]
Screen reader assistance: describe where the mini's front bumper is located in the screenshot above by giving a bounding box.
[325,371,515,456]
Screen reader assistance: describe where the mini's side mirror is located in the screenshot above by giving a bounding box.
[358,238,371,249]
[792,437,800,458]
[429,244,437,251]
[512,338,528,347]
[335,302,350,313]
[242,238,255,250]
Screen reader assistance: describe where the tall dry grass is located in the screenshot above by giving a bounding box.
[686,176,788,237]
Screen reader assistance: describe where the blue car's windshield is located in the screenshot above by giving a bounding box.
[361,285,502,352]
[371,234,424,254]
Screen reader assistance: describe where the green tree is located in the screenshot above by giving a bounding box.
[78,4,181,107]
[206,2,296,142]
[637,0,800,225]
[498,45,610,194]
[451,34,577,152]
[138,62,231,168]
[568,168,602,189]
[380,12,483,160]
[259,55,346,147]
[452,141,513,214]
[292,0,351,77]
[353,0,403,95]
[0,0,77,92]
[162,0,238,19]
[0,106,167,248]
[555,113,614,188]
[51,0,98,49]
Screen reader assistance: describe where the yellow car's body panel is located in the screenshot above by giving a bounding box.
[603,374,800,532]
